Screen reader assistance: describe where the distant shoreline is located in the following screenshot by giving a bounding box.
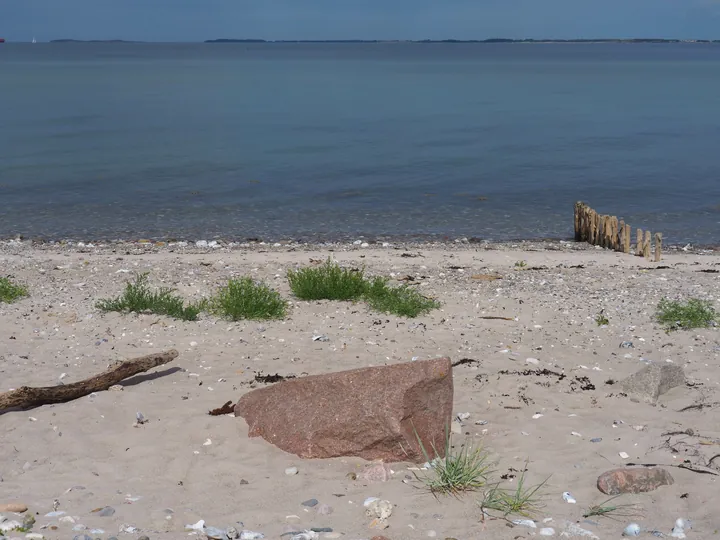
[41,38,720,44]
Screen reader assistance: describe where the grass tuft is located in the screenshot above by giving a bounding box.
[583,495,642,520]
[96,273,201,321]
[0,277,29,303]
[288,259,441,318]
[595,311,609,326]
[287,259,367,301]
[412,427,492,497]
[656,297,718,331]
[364,277,441,318]
[207,277,288,321]
[479,464,548,518]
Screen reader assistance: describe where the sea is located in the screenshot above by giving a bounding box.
[1,42,719,244]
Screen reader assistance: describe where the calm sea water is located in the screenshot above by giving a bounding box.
[1,42,720,244]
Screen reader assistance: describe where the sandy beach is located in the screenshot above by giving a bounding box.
[1,239,720,540]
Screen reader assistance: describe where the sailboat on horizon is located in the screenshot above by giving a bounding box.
[32,37,37,43]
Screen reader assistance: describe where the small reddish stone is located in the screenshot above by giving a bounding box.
[597,467,674,495]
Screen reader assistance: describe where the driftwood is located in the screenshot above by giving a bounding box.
[0,349,178,411]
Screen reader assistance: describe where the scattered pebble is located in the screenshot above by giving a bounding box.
[301,499,319,508]
[623,523,641,537]
[285,467,299,476]
[92,506,115,517]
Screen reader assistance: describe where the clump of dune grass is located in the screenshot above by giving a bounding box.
[287,258,367,301]
[207,277,288,321]
[595,310,609,326]
[656,297,718,331]
[412,429,493,497]
[96,273,201,321]
[583,495,642,520]
[479,465,548,518]
[364,276,441,318]
[0,277,29,303]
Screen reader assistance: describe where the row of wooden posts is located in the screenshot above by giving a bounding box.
[574,202,662,261]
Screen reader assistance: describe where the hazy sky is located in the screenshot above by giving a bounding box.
[2,0,720,42]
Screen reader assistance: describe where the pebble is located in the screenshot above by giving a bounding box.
[526,357,540,365]
[72,536,93,540]
[240,532,265,540]
[623,523,641,537]
[205,526,229,539]
[540,528,556,536]
[590,438,602,443]
[24,534,44,540]
[92,506,115,517]
[620,342,635,349]
[427,531,437,538]
[619,452,630,459]
[512,519,537,528]
[285,467,299,476]
[301,499,319,508]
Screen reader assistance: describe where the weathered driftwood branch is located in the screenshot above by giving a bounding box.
[0,349,179,411]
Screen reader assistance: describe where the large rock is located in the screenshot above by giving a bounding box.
[620,364,685,405]
[597,467,674,495]
[234,358,453,462]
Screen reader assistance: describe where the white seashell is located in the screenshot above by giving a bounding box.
[562,492,576,504]
[622,523,641,537]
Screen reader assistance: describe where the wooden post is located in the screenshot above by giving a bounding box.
[612,217,619,250]
[655,233,662,262]
[574,203,582,242]
[591,211,598,245]
[643,230,652,259]
[636,229,643,256]
[623,224,631,254]
[618,220,625,251]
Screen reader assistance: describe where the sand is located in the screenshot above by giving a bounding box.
[1,239,719,540]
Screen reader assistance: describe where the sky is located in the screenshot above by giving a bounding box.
[2,0,720,42]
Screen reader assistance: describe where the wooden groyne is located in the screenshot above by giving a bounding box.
[574,202,662,261]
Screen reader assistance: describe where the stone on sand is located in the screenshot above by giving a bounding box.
[620,364,685,404]
[597,467,674,495]
[234,357,453,462]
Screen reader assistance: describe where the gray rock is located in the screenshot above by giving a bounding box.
[620,364,686,404]
[619,341,634,349]
[92,506,115,517]
[72,536,93,540]
[204,526,229,540]
[301,499,318,507]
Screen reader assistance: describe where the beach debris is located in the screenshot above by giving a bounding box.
[239,531,265,540]
[563,492,577,504]
[133,412,147,427]
[619,452,630,459]
[671,518,690,538]
[209,401,235,416]
[619,364,686,405]
[312,335,329,342]
[597,468,674,495]
[0,349,179,412]
[226,527,240,539]
[365,499,393,520]
[622,523,642,537]
[0,517,24,534]
[234,357,452,462]
[290,531,319,540]
[512,519,537,528]
[456,412,470,421]
[562,521,599,539]
[186,519,206,531]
